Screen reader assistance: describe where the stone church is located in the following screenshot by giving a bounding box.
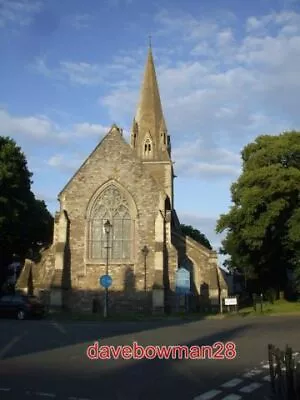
[17,46,228,313]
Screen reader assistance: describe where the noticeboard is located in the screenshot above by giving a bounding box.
[175,267,190,295]
[224,297,237,306]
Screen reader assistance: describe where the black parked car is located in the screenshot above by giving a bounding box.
[0,293,47,320]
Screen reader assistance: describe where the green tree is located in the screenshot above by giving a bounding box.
[0,136,53,279]
[180,224,212,250]
[216,131,300,295]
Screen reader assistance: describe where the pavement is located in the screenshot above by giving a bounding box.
[0,315,299,400]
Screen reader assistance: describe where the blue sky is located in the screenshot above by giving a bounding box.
[1,0,300,267]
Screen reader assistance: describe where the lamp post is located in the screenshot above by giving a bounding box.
[141,245,149,293]
[104,219,112,318]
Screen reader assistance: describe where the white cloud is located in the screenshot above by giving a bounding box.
[246,11,300,35]
[47,154,83,173]
[0,108,109,145]
[73,123,109,137]
[59,62,105,86]
[155,9,220,42]
[0,108,55,139]
[68,13,94,30]
[98,9,300,146]
[217,29,234,47]
[104,0,134,6]
[173,140,241,179]
[100,87,139,121]
[21,8,300,183]
[0,0,41,28]
[32,57,106,86]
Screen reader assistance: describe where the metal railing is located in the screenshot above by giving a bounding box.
[268,344,300,399]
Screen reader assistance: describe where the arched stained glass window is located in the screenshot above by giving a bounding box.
[88,185,134,261]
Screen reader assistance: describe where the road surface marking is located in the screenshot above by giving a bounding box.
[242,369,262,378]
[239,382,262,393]
[221,395,242,400]
[263,375,271,381]
[221,378,243,388]
[36,393,56,398]
[68,398,91,400]
[51,321,66,334]
[0,388,11,392]
[193,390,222,399]
[0,333,27,359]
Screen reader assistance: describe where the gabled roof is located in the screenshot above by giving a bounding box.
[58,125,126,198]
[57,124,169,200]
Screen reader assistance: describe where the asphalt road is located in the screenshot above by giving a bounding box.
[0,315,299,400]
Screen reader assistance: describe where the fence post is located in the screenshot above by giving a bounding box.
[285,346,294,400]
[295,358,300,400]
[268,344,275,394]
[275,348,284,398]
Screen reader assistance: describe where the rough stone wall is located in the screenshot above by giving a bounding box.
[57,127,166,311]
[142,162,173,207]
[171,232,222,310]
[16,246,55,302]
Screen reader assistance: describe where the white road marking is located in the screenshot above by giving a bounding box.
[242,369,262,378]
[239,382,262,393]
[221,395,242,400]
[67,398,91,400]
[221,378,243,388]
[263,375,271,381]
[36,393,56,398]
[193,390,222,399]
[51,321,66,334]
[0,332,27,359]
[0,388,11,392]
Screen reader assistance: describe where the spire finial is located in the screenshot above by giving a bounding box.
[148,34,152,49]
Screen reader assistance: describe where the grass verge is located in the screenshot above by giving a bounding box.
[45,299,300,322]
[226,299,300,318]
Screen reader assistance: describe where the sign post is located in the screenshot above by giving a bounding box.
[224,296,238,313]
[99,275,112,318]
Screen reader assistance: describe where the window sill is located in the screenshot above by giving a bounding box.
[85,259,134,265]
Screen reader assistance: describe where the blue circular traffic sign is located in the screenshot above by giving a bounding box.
[99,275,112,288]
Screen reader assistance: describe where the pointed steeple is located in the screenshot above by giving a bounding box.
[131,44,170,161]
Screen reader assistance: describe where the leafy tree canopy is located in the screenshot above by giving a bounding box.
[216,131,300,292]
[180,224,212,250]
[0,136,53,274]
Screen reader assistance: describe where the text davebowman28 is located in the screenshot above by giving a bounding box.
[86,341,237,360]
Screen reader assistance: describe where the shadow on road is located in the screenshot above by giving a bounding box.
[0,322,271,400]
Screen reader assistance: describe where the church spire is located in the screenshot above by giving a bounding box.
[132,43,170,161]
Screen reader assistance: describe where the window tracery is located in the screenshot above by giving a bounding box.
[88,185,133,261]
